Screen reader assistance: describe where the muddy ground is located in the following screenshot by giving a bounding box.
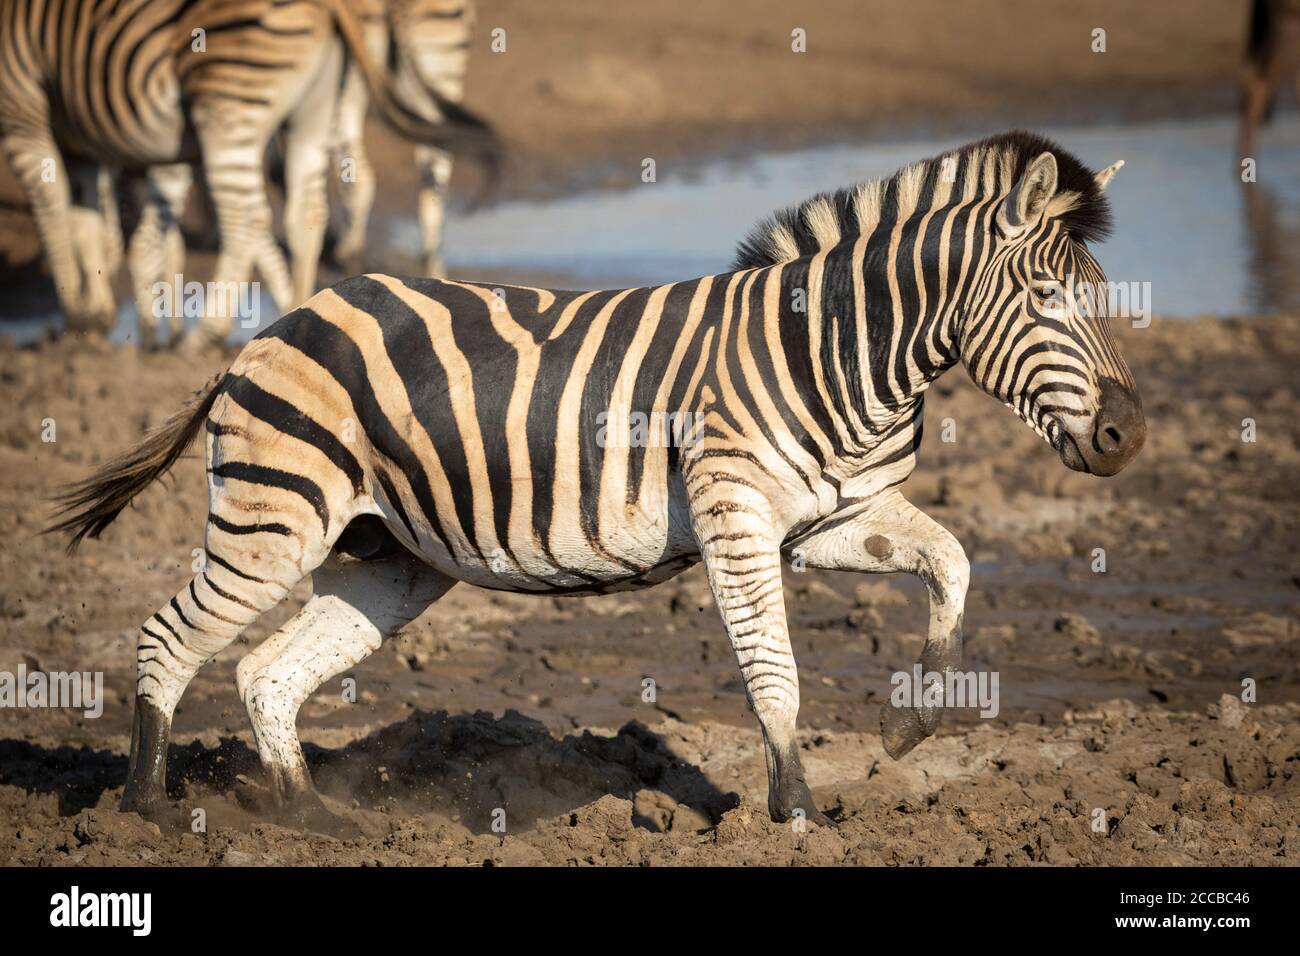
[0,315,1296,866]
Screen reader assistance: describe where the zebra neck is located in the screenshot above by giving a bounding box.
[780,245,957,451]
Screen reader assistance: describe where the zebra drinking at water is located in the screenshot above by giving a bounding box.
[51,131,1144,831]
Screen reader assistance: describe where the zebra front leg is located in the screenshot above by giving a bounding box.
[788,490,970,759]
[688,484,827,826]
[236,551,454,833]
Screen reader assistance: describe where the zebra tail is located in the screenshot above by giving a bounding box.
[320,0,502,183]
[46,372,226,554]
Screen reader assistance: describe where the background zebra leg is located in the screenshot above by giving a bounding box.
[187,135,292,348]
[283,41,343,307]
[788,490,970,760]
[329,59,377,275]
[689,486,828,825]
[3,129,110,333]
[283,130,331,307]
[1238,66,1273,161]
[66,163,120,333]
[97,167,124,280]
[330,135,375,274]
[235,552,454,832]
[127,164,192,348]
[414,145,453,277]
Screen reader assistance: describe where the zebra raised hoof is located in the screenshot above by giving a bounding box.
[52,131,1144,831]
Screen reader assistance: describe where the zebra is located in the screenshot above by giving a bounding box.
[329,0,480,280]
[0,0,497,347]
[51,131,1144,831]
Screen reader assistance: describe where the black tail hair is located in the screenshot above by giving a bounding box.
[46,373,226,554]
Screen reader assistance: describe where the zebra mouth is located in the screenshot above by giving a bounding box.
[1049,417,1090,473]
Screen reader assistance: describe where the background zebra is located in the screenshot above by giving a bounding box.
[0,0,497,346]
[51,131,1144,830]
[329,0,480,280]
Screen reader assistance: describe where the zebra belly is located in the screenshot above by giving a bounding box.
[376,476,702,595]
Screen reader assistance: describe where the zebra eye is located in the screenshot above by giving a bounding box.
[1030,281,1066,314]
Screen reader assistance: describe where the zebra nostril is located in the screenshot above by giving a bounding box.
[1099,423,1123,452]
[1092,377,1145,462]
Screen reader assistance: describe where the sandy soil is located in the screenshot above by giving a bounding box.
[1,315,1297,866]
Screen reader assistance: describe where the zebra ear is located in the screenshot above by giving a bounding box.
[998,151,1058,238]
[1094,160,1124,191]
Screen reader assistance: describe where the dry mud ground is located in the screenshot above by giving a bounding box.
[0,316,1298,866]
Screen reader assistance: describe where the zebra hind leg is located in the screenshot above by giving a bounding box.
[123,548,309,823]
[125,164,192,349]
[123,465,344,820]
[235,548,454,834]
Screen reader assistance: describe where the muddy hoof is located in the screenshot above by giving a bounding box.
[279,792,362,839]
[880,702,941,759]
[768,780,831,828]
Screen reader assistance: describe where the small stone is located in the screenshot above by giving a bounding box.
[1054,613,1101,644]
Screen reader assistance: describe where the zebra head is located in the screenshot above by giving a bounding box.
[962,146,1144,477]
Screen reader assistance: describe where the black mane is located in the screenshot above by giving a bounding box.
[732,130,1113,270]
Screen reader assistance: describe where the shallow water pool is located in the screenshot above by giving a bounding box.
[4,112,1298,347]
[431,113,1300,318]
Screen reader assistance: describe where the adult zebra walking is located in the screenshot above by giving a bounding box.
[52,132,1144,830]
[0,0,497,345]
